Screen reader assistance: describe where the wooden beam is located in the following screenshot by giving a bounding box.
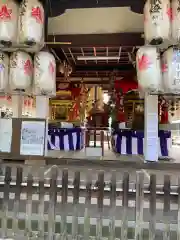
[56,77,110,84]
[47,33,144,47]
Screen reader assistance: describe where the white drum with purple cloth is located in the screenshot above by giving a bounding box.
[48,128,84,151]
[113,130,171,157]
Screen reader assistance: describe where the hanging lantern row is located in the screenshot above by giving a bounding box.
[0,0,44,50]
[136,45,180,95]
[144,0,180,45]
[0,50,56,96]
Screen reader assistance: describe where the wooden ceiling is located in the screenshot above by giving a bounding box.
[47,33,142,82]
[45,1,144,85]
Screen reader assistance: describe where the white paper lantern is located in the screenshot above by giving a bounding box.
[171,0,180,43]
[162,46,180,94]
[144,0,171,45]
[0,52,9,92]
[9,51,33,91]
[136,46,162,93]
[33,51,56,96]
[0,0,18,45]
[18,0,44,46]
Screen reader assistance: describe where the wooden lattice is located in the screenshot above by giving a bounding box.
[0,165,178,239]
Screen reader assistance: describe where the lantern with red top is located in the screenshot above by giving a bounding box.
[18,0,44,49]
[9,51,33,93]
[144,0,171,45]
[33,51,56,96]
[136,46,162,94]
[0,0,18,46]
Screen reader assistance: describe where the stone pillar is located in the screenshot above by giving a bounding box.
[144,93,159,162]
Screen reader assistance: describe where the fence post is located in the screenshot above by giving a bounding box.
[163,175,171,240]
[25,168,33,238]
[72,171,80,239]
[96,171,104,239]
[100,130,105,156]
[84,170,92,240]
[149,174,156,240]
[12,167,23,238]
[48,166,58,240]
[109,171,116,240]
[1,166,12,238]
[38,167,45,239]
[121,172,129,240]
[61,169,68,239]
[135,171,144,240]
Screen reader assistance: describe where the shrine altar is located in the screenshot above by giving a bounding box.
[112,130,171,157]
[48,127,84,151]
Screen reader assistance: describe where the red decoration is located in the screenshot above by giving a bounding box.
[166,6,173,21]
[7,96,11,102]
[28,99,32,106]
[24,99,28,106]
[114,78,138,124]
[24,59,32,75]
[117,110,126,122]
[49,61,55,75]
[161,106,169,124]
[161,63,168,72]
[114,79,138,94]
[68,102,80,121]
[159,99,169,124]
[138,54,152,71]
[31,7,43,24]
[0,5,12,20]
[70,87,81,99]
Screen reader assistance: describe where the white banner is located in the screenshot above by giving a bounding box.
[0,119,12,152]
[20,121,45,156]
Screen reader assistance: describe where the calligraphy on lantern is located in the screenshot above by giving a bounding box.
[172,61,180,85]
[151,13,163,24]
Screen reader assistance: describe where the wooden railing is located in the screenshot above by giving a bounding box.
[0,164,179,239]
[85,127,110,156]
